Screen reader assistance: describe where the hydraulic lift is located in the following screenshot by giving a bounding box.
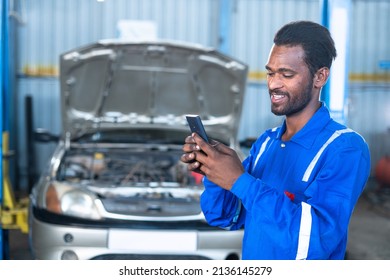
[1,0,28,259]
[1,132,29,259]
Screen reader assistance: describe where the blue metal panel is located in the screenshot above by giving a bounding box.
[379,60,390,70]
[218,0,233,55]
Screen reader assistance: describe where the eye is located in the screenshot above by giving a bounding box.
[266,72,275,77]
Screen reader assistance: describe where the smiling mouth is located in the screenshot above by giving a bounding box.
[272,94,285,100]
[271,93,287,103]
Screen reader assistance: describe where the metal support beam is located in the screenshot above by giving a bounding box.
[218,0,233,55]
[0,0,6,260]
[321,0,352,125]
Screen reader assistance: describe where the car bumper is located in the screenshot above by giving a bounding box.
[29,209,243,260]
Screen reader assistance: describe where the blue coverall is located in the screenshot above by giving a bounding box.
[200,103,371,259]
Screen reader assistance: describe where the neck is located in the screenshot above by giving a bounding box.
[282,101,321,141]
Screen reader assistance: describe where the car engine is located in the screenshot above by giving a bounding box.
[58,147,202,188]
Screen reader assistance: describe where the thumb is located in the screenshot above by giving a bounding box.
[211,140,231,154]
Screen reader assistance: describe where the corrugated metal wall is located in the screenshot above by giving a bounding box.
[348,0,390,175]
[350,0,390,78]
[10,0,390,190]
[13,0,220,188]
[230,0,320,139]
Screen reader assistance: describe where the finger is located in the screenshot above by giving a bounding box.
[180,152,195,163]
[192,150,207,165]
[192,133,214,155]
[213,141,233,154]
[182,143,200,153]
[193,133,230,156]
[209,139,220,147]
[184,135,196,144]
[187,160,203,173]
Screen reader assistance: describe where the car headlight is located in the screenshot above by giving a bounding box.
[44,182,102,220]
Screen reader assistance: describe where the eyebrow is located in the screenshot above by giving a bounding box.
[265,66,296,73]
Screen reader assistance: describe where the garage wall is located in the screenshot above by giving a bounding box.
[12,0,220,189]
[10,0,390,190]
[227,0,321,139]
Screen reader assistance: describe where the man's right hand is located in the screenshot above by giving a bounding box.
[181,133,205,175]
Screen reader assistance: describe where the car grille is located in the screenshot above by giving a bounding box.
[101,197,201,217]
[90,254,211,260]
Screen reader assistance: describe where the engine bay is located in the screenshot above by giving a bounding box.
[57,147,204,188]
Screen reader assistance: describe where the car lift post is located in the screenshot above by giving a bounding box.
[1,0,28,259]
[0,0,5,259]
[1,132,29,233]
[1,132,29,260]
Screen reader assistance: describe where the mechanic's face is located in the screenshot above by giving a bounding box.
[265,44,315,117]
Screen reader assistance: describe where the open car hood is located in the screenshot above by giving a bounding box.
[60,40,248,144]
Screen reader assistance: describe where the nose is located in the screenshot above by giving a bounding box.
[267,74,283,91]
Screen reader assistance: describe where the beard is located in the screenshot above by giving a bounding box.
[269,79,314,117]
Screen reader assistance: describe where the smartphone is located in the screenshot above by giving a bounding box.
[186,115,209,143]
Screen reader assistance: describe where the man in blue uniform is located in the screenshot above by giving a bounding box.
[181,20,370,259]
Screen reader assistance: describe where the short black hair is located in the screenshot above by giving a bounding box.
[273,20,337,77]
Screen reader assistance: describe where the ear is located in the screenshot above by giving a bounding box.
[313,67,330,89]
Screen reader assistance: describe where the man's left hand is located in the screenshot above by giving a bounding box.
[187,133,245,190]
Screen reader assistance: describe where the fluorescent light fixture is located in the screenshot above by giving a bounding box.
[329,8,348,112]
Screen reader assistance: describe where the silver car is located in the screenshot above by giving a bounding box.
[29,40,248,260]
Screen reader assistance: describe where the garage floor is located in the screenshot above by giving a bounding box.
[5,178,390,260]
